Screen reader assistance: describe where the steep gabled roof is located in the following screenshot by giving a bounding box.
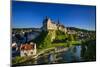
[20,44,34,51]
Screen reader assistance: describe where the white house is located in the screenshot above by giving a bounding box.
[20,42,37,57]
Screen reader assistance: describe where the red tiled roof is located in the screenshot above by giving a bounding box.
[20,44,34,51]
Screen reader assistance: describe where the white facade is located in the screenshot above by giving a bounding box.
[20,49,36,57]
[42,17,67,33]
[47,18,57,30]
[20,43,37,57]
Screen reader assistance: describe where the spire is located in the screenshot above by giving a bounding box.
[57,18,60,24]
[43,16,49,24]
[45,16,49,20]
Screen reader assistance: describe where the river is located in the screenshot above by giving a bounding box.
[20,45,87,65]
[15,40,96,66]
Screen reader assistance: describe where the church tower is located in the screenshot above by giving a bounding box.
[42,16,55,31]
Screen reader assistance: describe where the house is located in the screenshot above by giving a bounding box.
[67,29,77,34]
[20,42,37,57]
[12,42,20,57]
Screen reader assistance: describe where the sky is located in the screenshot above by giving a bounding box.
[12,1,96,31]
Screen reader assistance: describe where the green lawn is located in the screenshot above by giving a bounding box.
[56,35,66,40]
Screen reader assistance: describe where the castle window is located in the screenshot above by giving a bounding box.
[31,52,33,54]
[24,53,27,56]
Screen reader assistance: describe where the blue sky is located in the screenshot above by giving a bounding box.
[12,1,96,30]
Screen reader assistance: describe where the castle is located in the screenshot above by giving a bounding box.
[41,16,67,33]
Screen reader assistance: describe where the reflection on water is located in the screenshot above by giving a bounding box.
[19,40,96,65]
[61,46,82,63]
[22,45,83,65]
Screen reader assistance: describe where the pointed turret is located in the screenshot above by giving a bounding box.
[42,16,51,31]
[57,18,60,24]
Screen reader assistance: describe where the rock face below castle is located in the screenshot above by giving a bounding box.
[41,17,67,33]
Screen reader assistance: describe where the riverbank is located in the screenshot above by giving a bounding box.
[12,39,95,65]
[12,44,82,66]
[12,41,81,65]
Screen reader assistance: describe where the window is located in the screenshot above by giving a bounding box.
[31,52,33,54]
[24,53,27,56]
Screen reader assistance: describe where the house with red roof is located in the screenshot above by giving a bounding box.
[20,42,36,57]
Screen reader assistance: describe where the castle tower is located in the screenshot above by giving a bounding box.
[57,18,60,30]
[42,16,49,31]
[57,18,60,24]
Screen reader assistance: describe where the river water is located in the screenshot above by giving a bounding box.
[16,41,96,66]
[22,45,85,65]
